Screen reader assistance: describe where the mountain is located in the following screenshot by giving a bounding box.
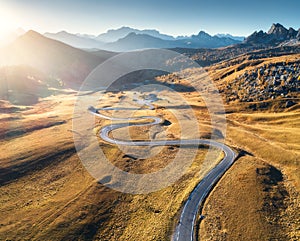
[215,33,245,42]
[43,27,242,51]
[245,23,299,46]
[44,31,105,49]
[104,32,175,51]
[183,31,241,48]
[96,26,175,42]
[0,31,115,90]
[104,31,240,51]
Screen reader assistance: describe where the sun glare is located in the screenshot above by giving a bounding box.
[0,6,20,44]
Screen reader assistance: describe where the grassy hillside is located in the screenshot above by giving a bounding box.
[197,53,300,240]
[0,31,115,90]
[0,43,299,241]
[0,90,223,240]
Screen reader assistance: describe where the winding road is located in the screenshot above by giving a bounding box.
[88,105,237,241]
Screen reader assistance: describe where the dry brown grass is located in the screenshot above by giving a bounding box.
[198,53,300,240]
[0,90,223,241]
[200,109,300,240]
[1,52,299,241]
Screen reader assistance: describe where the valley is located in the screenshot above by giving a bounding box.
[0,22,299,241]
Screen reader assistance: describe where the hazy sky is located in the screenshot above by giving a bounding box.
[1,0,300,38]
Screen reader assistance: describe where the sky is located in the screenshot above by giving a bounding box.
[0,0,300,39]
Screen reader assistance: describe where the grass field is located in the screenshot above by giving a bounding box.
[1,53,299,240]
[0,90,224,241]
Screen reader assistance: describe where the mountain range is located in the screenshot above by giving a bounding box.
[96,26,176,42]
[215,34,245,42]
[0,23,299,105]
[44,27,242,51]
[44,24,300,52]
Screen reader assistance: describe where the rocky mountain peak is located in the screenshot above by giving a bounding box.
[245,23,299,46]
[192,31,211,39]
[267,23,289,40]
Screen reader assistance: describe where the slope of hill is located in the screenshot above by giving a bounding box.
[1,51,299,240]
[1,25,299,241]
[0,31,114,90]
[204,51,300,112]
[198,55,300,239]
[156,52,300,240]
[0,65,52,105]
[174,44,300,67]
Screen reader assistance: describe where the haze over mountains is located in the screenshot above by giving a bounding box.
[43,24,300,51]
[0,23,299,105]
[0,31,116,104]
[44,26,242,51]
[96,26,177,42]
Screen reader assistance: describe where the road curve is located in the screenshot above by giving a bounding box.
[88,106,237,241]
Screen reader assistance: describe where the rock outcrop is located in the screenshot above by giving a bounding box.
[225,62,300,103]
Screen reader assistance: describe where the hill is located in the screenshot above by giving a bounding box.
[0,25,299,241]
[1,51,299,240]
[206,52,300,110]
[0,65,52,105]
[0,31,115,93]
[173,44,300,68]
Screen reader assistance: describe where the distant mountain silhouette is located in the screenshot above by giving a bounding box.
[179,31,241,48]
[104,33,175,51]
[44,31,105,49]
[103,31,240,51]
[45,27,242,51]
[96,26,175,42]
[215,34,245,42]
[245,23,300,46]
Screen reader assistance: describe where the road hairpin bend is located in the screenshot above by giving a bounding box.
[88,105,237,241]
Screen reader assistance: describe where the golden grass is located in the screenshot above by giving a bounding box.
[2,51,299,240]
[0,90,224,241]
[199,109,300,240]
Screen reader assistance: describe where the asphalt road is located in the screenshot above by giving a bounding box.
[89,106,237,241]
